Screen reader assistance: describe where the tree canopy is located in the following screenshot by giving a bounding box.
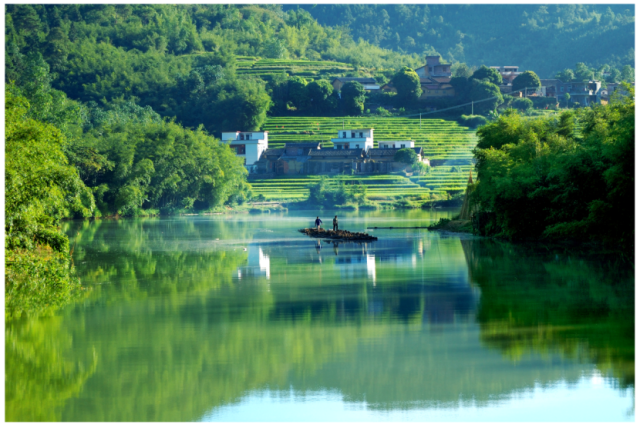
[391,66,422,103]
[471,65,503,86]
[472,85,634,251]
[393,148,419,164]
[511,71,541,94]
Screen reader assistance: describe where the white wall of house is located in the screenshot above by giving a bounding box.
[378,141,415,149]
[221,131,268,165]
[331,129,374,151]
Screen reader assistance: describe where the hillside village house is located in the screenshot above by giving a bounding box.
[221,131,268,166]
[331,129,374,150]
[382,56,454,99]
[378,141,415,148]
[251,130,429,176]
[490,66,521,85]
[415,56,452,78]
[332,77,379,92]
[556,80,602,106]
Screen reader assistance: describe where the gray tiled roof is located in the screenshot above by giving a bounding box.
[261,148,285,160]
[309,149,365,158]
[332,77,376,84]
[284,142,322,149]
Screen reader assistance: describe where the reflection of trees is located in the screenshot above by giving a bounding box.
[5,317,97,421]
[461,239,634,388]
[58,291,377,421]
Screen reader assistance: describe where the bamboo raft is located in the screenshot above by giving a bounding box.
[298,228,378,241]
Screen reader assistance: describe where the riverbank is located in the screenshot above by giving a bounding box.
[427,217,473,234]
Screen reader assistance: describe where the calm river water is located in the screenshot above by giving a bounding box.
[6,210,634,421]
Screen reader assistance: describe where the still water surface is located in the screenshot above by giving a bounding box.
[6,210,634,421]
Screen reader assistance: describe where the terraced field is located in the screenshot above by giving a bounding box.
[236,57,355,80]
[249,166,476,201]
[262,117,477,161]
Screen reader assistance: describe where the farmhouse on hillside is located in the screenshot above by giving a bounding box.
[332,77,379,92]
[221,131,269,166]
[415,56,452,78]
[331,129,374,150]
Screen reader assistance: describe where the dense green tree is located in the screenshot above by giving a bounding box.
[393,148,418,164]
[341,81,365,115]
[5,87,94,319]
[472,86,634,250]
[471,65,502,86]
[287,76,309,110]
[607,68,622,83]
[470,79,503,115]
[449,76,472,101]
[511,70,541,95]
[574,62,594,81]
[307,79,335,113]
[451,62,474,78]
[511,97,533,112]
[555,69,575,82]
[620,65,634,82]
[43,27,69,72]
[391,66,422,103]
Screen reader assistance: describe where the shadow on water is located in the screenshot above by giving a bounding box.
[462,239,635,389]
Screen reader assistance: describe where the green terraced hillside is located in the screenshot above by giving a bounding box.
[249,166,476,202]
[236,57,356,80]
[262,117,477,161]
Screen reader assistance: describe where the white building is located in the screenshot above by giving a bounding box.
[221,131,268,166]
[331,129,374,151]
[378,141,415,149]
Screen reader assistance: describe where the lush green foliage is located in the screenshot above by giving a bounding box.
[470,79,503,114]
[391,66,422,103]
[307,176,367,207]
[393,148,419,164]
[341,81,366,116]
[511,70,541,93]
[5,89,93,319]
[471,86,634,250]
[5,4,423,131]
[510,97,534,112]
[471,65,502,86]
[556,62,635,83]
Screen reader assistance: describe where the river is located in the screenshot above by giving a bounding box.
[5,210,634,421]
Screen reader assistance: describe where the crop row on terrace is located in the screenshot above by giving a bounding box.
[262,116,477,160]
[248,166,477,200]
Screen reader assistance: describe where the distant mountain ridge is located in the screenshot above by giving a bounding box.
[289,4,635,78]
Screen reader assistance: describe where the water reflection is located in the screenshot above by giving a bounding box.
[5,213,633,421]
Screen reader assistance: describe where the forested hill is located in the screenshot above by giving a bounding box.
[292,4,635,78]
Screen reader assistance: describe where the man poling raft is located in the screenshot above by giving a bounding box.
[298,227,377,241]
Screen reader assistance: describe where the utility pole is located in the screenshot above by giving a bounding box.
[471,100,474,115]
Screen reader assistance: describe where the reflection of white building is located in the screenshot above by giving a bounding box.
[335,253,376,285]
[378,254,418,267]
[237,246,270,279]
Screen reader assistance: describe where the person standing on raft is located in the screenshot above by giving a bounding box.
[315,216,323,230]
[333,215,338,231]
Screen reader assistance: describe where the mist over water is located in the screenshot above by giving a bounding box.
[5,210,634,421]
